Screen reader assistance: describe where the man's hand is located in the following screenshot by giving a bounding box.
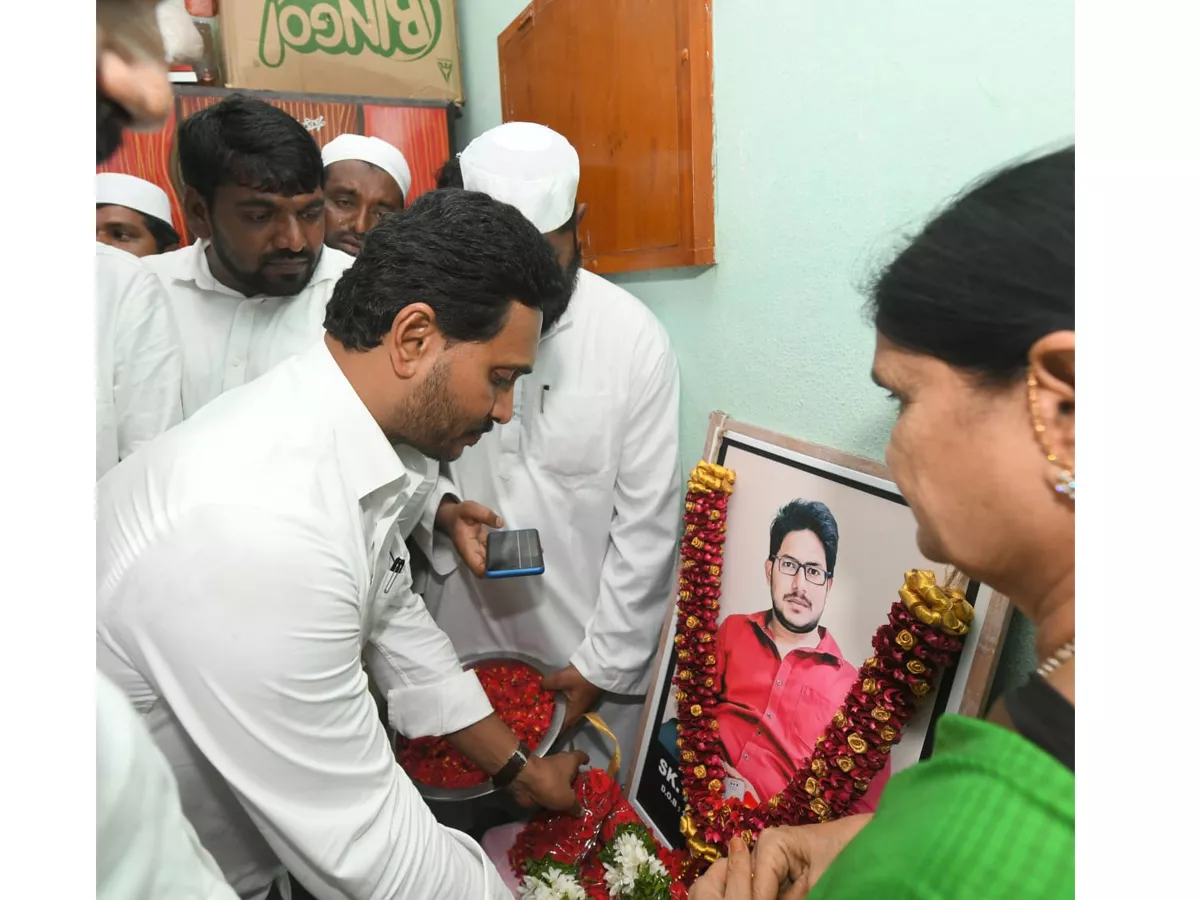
[543,665,603,729]
[508,749,589,813]
[434,498,503,578]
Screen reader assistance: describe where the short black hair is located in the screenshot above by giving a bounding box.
[870,146,1074,384]
[324,189,569,350]
[177,93,324,205]
[435,156,463,190]
[96,203,181,253]
[769,499,840,575]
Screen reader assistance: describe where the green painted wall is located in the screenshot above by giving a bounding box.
[452,0,1073,695]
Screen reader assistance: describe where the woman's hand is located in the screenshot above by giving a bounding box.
[688,834,753,900]
[687,816,872,900]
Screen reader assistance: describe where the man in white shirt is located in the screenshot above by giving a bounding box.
[142,93,355,417]
[321,133,411,256]
[97,189,582,900]
[95,243,184,478]
[96,172,181,257]
[96,3,237,898]
[422,123,682,781]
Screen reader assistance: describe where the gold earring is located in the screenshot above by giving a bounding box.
[1027,369,1075,502]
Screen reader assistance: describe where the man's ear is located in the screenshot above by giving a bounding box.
[574,202,588,247]
[384,303,439,379]
[184,186,212,241]
[763,558,773,588]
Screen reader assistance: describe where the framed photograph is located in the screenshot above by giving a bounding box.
[627,413,1012,849]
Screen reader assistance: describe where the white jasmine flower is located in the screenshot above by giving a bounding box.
[545,869,587,900]
[603,861,636,897]
[612,832,651,871]
[516,874,550,900]
[518,870,586,900]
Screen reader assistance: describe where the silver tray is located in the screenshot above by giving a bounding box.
[401,650,567,803]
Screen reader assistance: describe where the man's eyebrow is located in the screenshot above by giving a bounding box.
[778,554,825,567]
[235,199,276,210]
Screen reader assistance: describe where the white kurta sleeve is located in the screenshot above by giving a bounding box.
[110,264,183,461]
[570,339,682,695]
[363,543,494,737]
[96,671,239,900]
[115,506,509,900]
[409,468,462,577]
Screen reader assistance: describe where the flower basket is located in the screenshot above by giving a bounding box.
[394,651,567,803]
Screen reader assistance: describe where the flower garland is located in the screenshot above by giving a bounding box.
[511,769,690,900]
[673,461,975,862]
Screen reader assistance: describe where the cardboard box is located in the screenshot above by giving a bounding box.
[222,0,462,103]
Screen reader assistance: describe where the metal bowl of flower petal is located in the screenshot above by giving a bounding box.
[395,650,567,803]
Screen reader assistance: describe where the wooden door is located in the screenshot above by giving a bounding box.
[499,0,715,274]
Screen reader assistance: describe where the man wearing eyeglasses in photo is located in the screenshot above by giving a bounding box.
[711,499,891,811]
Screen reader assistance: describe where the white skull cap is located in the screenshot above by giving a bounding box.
[322,134,413,199]
[96,173,174,225]
[459,122,579,232]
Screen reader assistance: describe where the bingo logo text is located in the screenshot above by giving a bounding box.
[258,0,443,67]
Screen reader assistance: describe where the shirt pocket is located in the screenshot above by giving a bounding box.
[527,390,617,481]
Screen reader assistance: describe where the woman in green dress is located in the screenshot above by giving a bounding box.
[690,146,1075,900]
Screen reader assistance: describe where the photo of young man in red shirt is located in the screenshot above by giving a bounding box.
[712,499,890,810]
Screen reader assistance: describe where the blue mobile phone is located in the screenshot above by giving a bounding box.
[484,528,545,578]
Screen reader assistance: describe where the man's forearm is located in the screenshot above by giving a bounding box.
[443,712,521,776]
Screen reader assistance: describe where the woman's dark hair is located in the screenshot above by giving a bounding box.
[177,93,323,205]
[324,189,569,350]
[769,500,840,576]
[870,146,1074,383]
[96,203,181,253]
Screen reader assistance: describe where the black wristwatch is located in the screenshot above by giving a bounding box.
[492,741,534,789]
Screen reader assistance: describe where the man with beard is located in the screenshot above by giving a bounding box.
[711,499,890,810]
[420,123,681,782]
[96,189,584,900]
[143,93,354,417]
[321,133,411,256]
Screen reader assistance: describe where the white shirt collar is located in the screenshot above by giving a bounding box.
[171,239,345,300]
[301,340,409,502]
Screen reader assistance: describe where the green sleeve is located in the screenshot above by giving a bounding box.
[807,716,1074,900]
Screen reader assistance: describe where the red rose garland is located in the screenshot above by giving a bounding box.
[511,769,690,899]
[674,462,974,861]
[396,659,556,789]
